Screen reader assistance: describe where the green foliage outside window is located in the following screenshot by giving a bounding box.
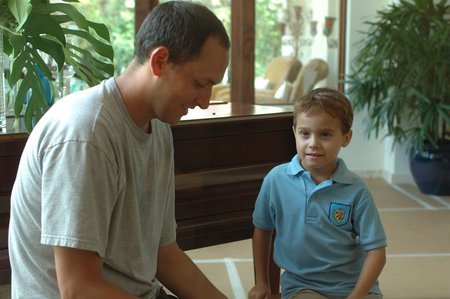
[160,0,282,78]
[77,0,134,75]
[77,0,282,84]
[255,0,283,77]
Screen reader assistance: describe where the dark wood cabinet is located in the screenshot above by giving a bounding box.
[173,103,295,249]
[0,133,27,285]
[0,103,295,284]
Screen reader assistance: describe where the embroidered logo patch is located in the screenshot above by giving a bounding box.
[329,202,351,226]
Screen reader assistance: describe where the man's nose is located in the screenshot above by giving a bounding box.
[197,86,212,109]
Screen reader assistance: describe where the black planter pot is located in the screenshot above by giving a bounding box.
[409,141,450,195]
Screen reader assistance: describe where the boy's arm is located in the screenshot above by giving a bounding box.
[347,247,386,299]
[248,227,273,299]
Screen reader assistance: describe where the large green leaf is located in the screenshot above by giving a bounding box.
[87,21,110,42]
[63,28,114,59]
[33,2,89,30]
[28,35,65,70]
[5,0,114,132]
[7,0,31,30]
[24,12,66,45]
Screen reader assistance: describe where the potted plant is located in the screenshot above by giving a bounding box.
[345,0,449,195]
[1,0,114,132]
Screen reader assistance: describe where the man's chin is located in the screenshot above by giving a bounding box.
[167,117,182,125]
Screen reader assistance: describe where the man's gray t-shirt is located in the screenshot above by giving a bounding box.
[8,78,177,298]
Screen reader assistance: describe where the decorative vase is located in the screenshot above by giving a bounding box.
[409,140,450,195]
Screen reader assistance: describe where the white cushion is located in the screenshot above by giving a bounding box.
[274,81,293,101]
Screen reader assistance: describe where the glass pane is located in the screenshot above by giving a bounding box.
[255,0,341,105]
[158,0,231,103]
[159,0,231,84]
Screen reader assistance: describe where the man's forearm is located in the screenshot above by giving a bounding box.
[156,242,226,299]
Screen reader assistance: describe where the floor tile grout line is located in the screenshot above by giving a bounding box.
[193,252,450,265]
[387,253,450,258]
[192,258,253,264]
[429,195,450,208]
[392,184,436,209]
[224,257,247,299]
[378,207,450,212]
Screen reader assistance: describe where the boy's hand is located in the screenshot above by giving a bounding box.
[248,284,271,299]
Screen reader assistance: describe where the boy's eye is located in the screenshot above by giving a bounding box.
[299,130,309,137]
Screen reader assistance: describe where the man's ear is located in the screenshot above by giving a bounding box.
[342,129,353,148]
[149,47,169,77]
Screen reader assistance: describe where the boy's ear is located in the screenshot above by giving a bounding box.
[342,129,353,147]
[149,47,169,76]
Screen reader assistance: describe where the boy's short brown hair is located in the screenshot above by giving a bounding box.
[293,87,353,134]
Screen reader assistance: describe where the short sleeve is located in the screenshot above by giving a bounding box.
[253,174,276,231]
[40,141,117,256]
[353,189,387,251]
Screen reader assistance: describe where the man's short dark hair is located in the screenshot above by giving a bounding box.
[135,1,230,65]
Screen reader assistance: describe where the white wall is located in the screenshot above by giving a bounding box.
[338,0,387,176]
[339,0,414,184]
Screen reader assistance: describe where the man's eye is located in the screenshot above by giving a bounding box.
[195,81,208,88]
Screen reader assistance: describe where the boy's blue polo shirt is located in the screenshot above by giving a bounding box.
[253,155,387,298]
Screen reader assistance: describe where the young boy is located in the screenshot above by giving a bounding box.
[249,88,387,299]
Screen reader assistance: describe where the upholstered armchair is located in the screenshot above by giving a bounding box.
[255,58,329,105]
[211,56,302,102]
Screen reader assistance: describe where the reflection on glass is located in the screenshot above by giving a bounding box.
[255,0,340,105]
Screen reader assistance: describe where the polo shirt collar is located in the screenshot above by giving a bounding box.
[286,154,355,185]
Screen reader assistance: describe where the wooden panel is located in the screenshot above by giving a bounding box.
[0,249,10,285]
[231,0,255,104]
[0,212,8,249]
[172,104,295,249]
[0,137,26,195]
[0,136,26,284]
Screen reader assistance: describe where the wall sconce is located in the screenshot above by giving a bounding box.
[278,4,313,58]
[323,16,338,48]
[310,21,318,37]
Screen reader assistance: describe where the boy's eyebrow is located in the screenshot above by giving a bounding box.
[296,126,336,131]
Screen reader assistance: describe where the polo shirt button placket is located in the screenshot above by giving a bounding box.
[305,193,318,223]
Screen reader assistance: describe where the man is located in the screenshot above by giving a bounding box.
[8,1,230,298]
